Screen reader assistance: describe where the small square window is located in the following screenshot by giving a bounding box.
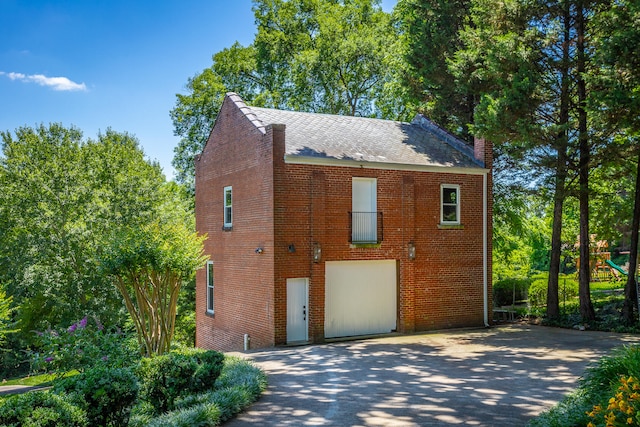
[206,261,214,314]
[441,185,460,224]
[223,186,232,227]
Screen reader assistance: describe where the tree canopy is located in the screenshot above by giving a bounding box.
[0,124,204,355]
[171,0,400,192]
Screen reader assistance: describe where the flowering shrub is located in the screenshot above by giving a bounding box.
[587,376,640,426]
[31,316,139,378]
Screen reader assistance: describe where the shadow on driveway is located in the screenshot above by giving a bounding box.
[225,324,640,426]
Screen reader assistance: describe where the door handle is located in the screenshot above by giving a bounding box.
[303,305,306,321]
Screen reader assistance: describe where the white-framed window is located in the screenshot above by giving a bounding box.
[441,184,460,224]
[223,186,232,227]
[351,177,378,243]
[206,261,214,314]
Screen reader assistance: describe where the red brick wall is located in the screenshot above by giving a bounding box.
[272,163,490,344]
[196,97,493,351]
[195,97,276,352]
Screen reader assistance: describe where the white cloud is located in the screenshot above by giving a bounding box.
[0,71,87,91]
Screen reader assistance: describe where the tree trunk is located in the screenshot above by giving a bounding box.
[622,153,640,323]
[547,2,572,320]
[577,1,595,322]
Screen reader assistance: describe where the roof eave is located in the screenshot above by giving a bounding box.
[283,155,489,175]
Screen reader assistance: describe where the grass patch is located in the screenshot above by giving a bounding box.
[1,371,78,387]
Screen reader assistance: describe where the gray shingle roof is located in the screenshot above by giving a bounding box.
[227,93,482,169]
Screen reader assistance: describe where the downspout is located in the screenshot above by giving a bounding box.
[483,172,490,327]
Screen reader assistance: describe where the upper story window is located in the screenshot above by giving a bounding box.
[441,184,460,225]
[351,177,381,243]
[223,186,232,228]
[206,261,214,314]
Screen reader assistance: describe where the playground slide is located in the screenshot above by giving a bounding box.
[606,259,629,276]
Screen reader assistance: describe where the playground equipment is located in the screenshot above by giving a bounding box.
[605,259,640,281]
[576,250,614,281]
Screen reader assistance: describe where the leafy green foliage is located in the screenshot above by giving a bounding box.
[0,124,167,345]
[53,367,139,427]
[171,0,401,191]
[530,346,640,427]
[493,277,531,307]
[395,0,474,141]
[528,274,579,308]
[0,391,87,427]
[136,349,225,414]
[214,355,268,396]
[143,402,222,427]
[157,356,268,426]
[101,214,207,356]
[30,316,139,379]
[0,284,15,345]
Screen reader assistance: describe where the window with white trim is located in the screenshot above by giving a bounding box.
[223,186,232,227]
[441,184,460,224]
[206,261,214,314]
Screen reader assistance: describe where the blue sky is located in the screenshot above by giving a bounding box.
[0,0,396,179]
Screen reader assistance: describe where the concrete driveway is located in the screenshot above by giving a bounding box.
[225,324,640,426]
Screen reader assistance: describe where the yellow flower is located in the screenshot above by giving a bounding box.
[628,417,634,424]
[620,400,629,412]
[606,411,618,426]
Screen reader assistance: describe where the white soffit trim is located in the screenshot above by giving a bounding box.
[284,155,489,176]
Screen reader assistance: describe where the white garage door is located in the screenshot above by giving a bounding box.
[325,260,397,338]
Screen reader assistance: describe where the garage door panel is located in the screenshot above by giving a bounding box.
[325,260,397,338]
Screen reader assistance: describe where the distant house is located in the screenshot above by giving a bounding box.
[195,93,492,352]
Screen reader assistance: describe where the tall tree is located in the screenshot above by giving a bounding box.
[547,0,572,320]
[576,0,596,321]
[590,0,640,323]
[101,206,207,357]
[450,0,577,319]
[171,0,399,192]
[0,124,167,338]
[395,0,475,141]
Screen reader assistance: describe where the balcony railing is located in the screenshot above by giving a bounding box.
[349,211,383,244]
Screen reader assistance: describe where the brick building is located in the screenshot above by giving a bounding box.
[195,92,492,352]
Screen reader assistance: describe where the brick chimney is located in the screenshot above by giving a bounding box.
[474,137,493,169]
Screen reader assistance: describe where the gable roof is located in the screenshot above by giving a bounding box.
[224,92,485,171]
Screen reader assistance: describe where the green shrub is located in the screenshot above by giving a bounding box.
[144,402,221,427]
[187,348,225,394]
[53,366,139,427]
[493,277,531,306]
[31,316,139,378]
[528,388,592,427]
[528,346,640,426]
[581,346,640,395]
[528,274,579,307]
[136,349,225,414]
[214,356,267,396]
[0,391,87,427]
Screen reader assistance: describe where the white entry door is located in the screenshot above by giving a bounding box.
[287,278,309,343]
